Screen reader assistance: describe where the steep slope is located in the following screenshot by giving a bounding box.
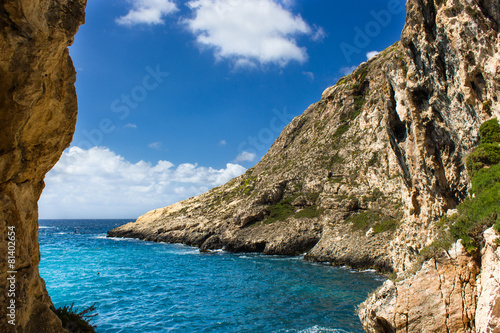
[0,1,86,332]
[109,0,500,331]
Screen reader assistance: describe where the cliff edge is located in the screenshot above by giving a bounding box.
[0,1,86,332]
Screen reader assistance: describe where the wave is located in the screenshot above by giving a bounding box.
[275,326,349,333]
[300,326,349,333]
[103,236,139,242]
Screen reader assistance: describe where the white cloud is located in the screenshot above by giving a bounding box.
[124,123,137,129]
[116,0,178,26]
[311,25,326,42]
[148,142,162,149]
[339,65,357,76]
[219,140,227,146]
[39,147,246,219]
[234,150,257,162]
[366,50,380,60]
[184,0,312,67]
[302,71,314,81]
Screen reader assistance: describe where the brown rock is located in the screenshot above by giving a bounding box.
[0,0,86,332]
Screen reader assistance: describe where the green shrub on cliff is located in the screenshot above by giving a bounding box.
[465,143,500,174]
[52,303,97,333]
[449,163,500,251]
[479,118,500,144]
[466,118,500,174]
[422,118,500,254]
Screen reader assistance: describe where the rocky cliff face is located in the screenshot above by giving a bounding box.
[0,1,86,332]
[109,0,500,331]
[359,227,500,333]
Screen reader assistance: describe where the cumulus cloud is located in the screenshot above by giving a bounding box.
[366,50,380,60]
[184,0,312,67]
[124,123,137,129]
[116,0,178,26]
[39,147,246,219]
[234,151,257,162]
[219,140,227,146]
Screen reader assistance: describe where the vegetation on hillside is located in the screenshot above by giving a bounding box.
[52,303,97,333]
[420,118,500,258]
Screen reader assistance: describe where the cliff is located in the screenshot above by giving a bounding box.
[0,1,86,332]
[109,0,500,331]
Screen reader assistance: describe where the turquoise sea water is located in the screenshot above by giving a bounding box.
[39,220,385,333]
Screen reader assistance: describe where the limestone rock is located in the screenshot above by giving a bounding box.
[0,0,86,332]
[476,228,500,333]
[358,240,480,332]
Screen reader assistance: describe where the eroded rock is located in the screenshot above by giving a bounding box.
[0,1,86,332]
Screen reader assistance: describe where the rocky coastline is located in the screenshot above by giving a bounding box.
[109,0,500,331]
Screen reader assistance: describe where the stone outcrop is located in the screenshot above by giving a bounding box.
[359,227,500,333]
[476,228,500,332]
[109,0,500,331]
[0,1,86,332]
[358,240,480,332]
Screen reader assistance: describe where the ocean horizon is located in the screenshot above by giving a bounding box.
[39,219,385,332]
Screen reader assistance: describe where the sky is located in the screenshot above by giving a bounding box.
[39,0,407,219]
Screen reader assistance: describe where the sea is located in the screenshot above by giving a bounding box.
[38,219,385,333]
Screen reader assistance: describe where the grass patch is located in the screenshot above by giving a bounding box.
[264,192,326,223]
[372,219,399,233]
[264,194,299,224]
[236,177,257,195]
[333,124,350,138]
[295,206,324,219]
[346,210,399,234]
[52,303,97,333]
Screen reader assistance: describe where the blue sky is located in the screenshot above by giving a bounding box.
[39,0,407,219]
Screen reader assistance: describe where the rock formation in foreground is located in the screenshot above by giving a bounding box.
[109,0,500,331]
[0,1,86,332]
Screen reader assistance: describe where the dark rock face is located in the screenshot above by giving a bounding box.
[0,1,86,332]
